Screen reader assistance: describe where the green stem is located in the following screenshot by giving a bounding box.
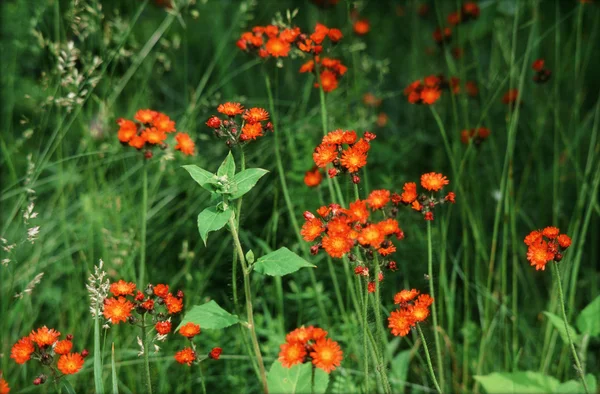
[363,280,370,393]
[139,163,148,286]
[93,310,105,394]
[199,361,207,394]
[228,215,268,393]
[141,315,153,394]
[372,255,390,394]
[427,221,445,389]
[417,324,443,394]
[552,262,589,394]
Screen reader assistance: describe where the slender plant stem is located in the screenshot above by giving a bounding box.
[552,262,589,394]
[93,309,105,394]
[417,324,443,394]
[427,221,445,390]
[139,162,148,286]
[198,362,207,394]
[228,215,268,393]
[141,315,153,394]
[372,255,391,394]
[363,280,370,392]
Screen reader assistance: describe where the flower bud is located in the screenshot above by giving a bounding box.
[81,349,90,358]
[303,211,316,221]
[209,347,222,360]
[144,151,153,160]
[310,244,320,255]
[352,175,360,184]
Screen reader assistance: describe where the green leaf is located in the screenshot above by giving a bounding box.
[197,206,232,246]
[182,165,217,191]
[557,374,597,393]
[267,361,329,394]
[254,247,315,276]
[230,168,269,199]
[543,311,580,346]
[217,151,236,180]
[246,249,255,265]
[177,300,239,331]
[61,379,77,394]
[576,295,600,337]
[473,371,560,393]
[111,343,119,394]
[390,350,411,388]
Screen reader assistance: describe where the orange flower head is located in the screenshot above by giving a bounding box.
[326,217,351,236]
[347,199,369,224]
[445,191,456,203]
[301,218,324,242]
[378,245,396,256]
[313,144,338,168]
[410,304,430,323]
[367,189,391,210]
[265,38,291,57]
[557,234,572,249]
[340,146,367,173]
[128,135,146,149]
[152,113,176,133]
[524,230,543,246]
[241,123,263,141]
[155,321,172,335]
[10,337,35,364]
[264,25,279,38]
[165,293,183,314]
[424,75,441,87]
[141,127,167,145]
[542,227,560,239]
[502,89,519,105]
[415,294,434,307]
[153,284,169,298]
[310,327,328,341]
[0,377,8,394]
[411,200,422,211]
[304,168,323,187]
[378,219,400,236]
[135,109,158,124]
[527,241,554,270]
[447,11,461,25]
[117,118,137,142]
[217,102,244,116]
[175,132,195,156]
[179,322,201,338]
[310,338,343,373]
[30,326,61,347]
[328,28,343,42]
[54,340,73,355]
[421,172,449,191]
[110,280,136,297]
[280,27,301,43]
[103,297,134,324]
[286,327,312,344]
[358,224,385,248]
[394,289,419,305]
[353,19,370,35]
[353,138,371,153]
[532,58,545,72]
[388,309,414,337]
[466,81,479,96]
[278,342,307,368]
[400,182,418,204]
[322,235,353,258]
[322,129,346,145]
[57,353,84,375]
[242,107,269,124]
[420,87,441,104]
[317,206,331,217]
[174,348,196,366]
[317,70,339,93]
[299,60,315,73]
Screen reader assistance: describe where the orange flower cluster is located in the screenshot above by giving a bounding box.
[532,58,552,84]
[205,102,272,146]
[304,167,323,187]
[278,326,343,374]
[397,172,455,221]
[103,281,183,331]
[433,2,480,45]
[524,227,572,271]
[116,109,194,157]
[0,374,8,394]
[237,23,342,59]
[10,327,87,385]
[388,290,434,337]
[405,75,464,105]
[300,56,348,93]
[502,89,519,107]
[174,322,221,366]
[312,130,375,182]
[460,127,491,145]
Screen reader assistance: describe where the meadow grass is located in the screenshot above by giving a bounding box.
[1,0,599,393]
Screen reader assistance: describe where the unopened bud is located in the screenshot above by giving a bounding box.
[81,349,90,358]
[303,211,316,221]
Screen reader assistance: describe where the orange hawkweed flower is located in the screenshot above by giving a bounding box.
[152,113,176,133]
[340,146,367,173]
[30,326,61,347]
[542,226,560,239]
[301,218,325,242]
[400,182,418,204]
[174,348,196,366]
[420,172,449,191]
[155,321,172,335]
[394,289,419,305]
[322,235,353,258]
[286,327,312,344]
[243,108,269,124]
[217,102,244,116]
[353,19,370,35]
[179,322,201,338]
[367,190,391,210]
[165,293,183,314]
[313,144,338,168]
[110,280,136,297]
[557,234,571,249]
[103,297,134,324]
[532,58,545,72]
[378,244,396,256]
[241,123,263,141]
[175,133,195,156]
[279,342,307,368]
[526,240,554,270]
[420,87,441,104]
[415,294,434,307]
[141,127,167,145]
[57,353,84,375]
[54,340,73,355]
[128,135,146,149]
[135,109,158,124]
[379,219,400,236]
[317,70,339,93]
[304,168,323,187]
[346,199,369,224]
[410,304,430,322]
[388,309,414,337]
[0,377,8,394]
[209,347,222,360]
[154,284,169,298]
[117,118,137,142]
[10,337,34,364]
[524,230,543,246]
[358,224,385,248]
[310,338,343,373]
[265,38,291,57]
[502,89,519,105]
[328,28,343,42]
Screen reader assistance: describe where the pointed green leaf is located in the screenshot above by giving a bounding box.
[543,311,580,346]
[177,300,239,330]
[182,165,217,191]
[230,168,269,199]
[197,206,232,246]
[473,371,560,393]
[111,343,119,394]
[267,360,329,394]
[557,374,597,393]
[576,295,600,337]
[390,350,411,389]
[217,151,236,180]
[254,247,315,276]
[246,249,255,265]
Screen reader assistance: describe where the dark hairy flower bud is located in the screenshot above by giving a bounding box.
[310,244,320,255]
[303,211,316,221]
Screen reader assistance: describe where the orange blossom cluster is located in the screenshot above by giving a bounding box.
[205,102,272,147]
[299,56,348,93]
[388,290,434,337]
[524,227,572,271]
[433,2,480,45]
[173,322,222,366]
[278,326,343,374]
[460,127,491,145]
[398,172,455,221]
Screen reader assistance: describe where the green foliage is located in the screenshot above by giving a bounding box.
[267,361,329,394]
[197,206,233,246]
[177,300,239,331]
[576,295,600,337]
[542,311,580,346]
[474,371,597,394]
[253,247,315,276]
[230,168,269,199]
